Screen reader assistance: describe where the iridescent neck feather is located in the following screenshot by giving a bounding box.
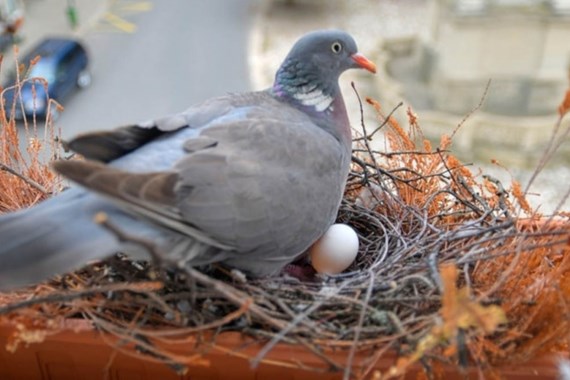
[273,58,339,114]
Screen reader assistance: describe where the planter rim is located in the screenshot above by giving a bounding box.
[0,318,563,379]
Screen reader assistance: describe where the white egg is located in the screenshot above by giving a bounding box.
[309,223,359,275]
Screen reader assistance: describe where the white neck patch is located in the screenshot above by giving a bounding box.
[292,87,334,112]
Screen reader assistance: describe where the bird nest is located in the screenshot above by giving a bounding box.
[1,84,570,379]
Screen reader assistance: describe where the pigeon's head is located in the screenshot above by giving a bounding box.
[273,30,376,113]
[285,30,376,77]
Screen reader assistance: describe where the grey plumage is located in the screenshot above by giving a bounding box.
[0,30,376,289]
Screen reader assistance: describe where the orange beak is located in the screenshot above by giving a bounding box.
[351,53,377,74]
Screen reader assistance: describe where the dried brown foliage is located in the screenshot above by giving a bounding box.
[0,48,62,213]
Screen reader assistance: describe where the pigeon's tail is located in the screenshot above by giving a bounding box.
[0,188,121,290]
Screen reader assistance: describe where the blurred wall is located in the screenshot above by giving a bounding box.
[427,0,570,116]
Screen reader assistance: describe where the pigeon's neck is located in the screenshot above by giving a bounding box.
[273,59,337,112]
[272,59,351,145]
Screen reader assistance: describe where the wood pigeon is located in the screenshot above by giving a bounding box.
[0,29,376,289]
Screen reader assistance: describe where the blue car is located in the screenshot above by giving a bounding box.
[2,37,91,120]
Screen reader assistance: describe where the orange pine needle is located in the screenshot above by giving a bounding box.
[558,89,570,118]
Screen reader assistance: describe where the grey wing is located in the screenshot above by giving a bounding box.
[63,94,243,163]
[52,159,233,250]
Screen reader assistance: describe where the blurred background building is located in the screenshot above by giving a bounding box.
[400,0,570,117]
[381,0,570,168]
[254,0,570,212]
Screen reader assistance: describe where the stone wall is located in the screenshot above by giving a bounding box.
[427,0,570,116]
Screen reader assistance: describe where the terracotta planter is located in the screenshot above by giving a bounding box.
[0,320,561,380]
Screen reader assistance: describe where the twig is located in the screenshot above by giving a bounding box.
[0,281,162,315]
[450,79,491,141]
[352,101,404,142]
[351,82,380,172]
[343,271,375,380]
[0,162,49,195]
[524,112,570,194]
[250,278,355,368]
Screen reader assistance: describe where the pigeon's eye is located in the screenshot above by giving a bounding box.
[331,42,342,54]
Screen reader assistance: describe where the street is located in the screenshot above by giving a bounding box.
[56,0,255,139]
